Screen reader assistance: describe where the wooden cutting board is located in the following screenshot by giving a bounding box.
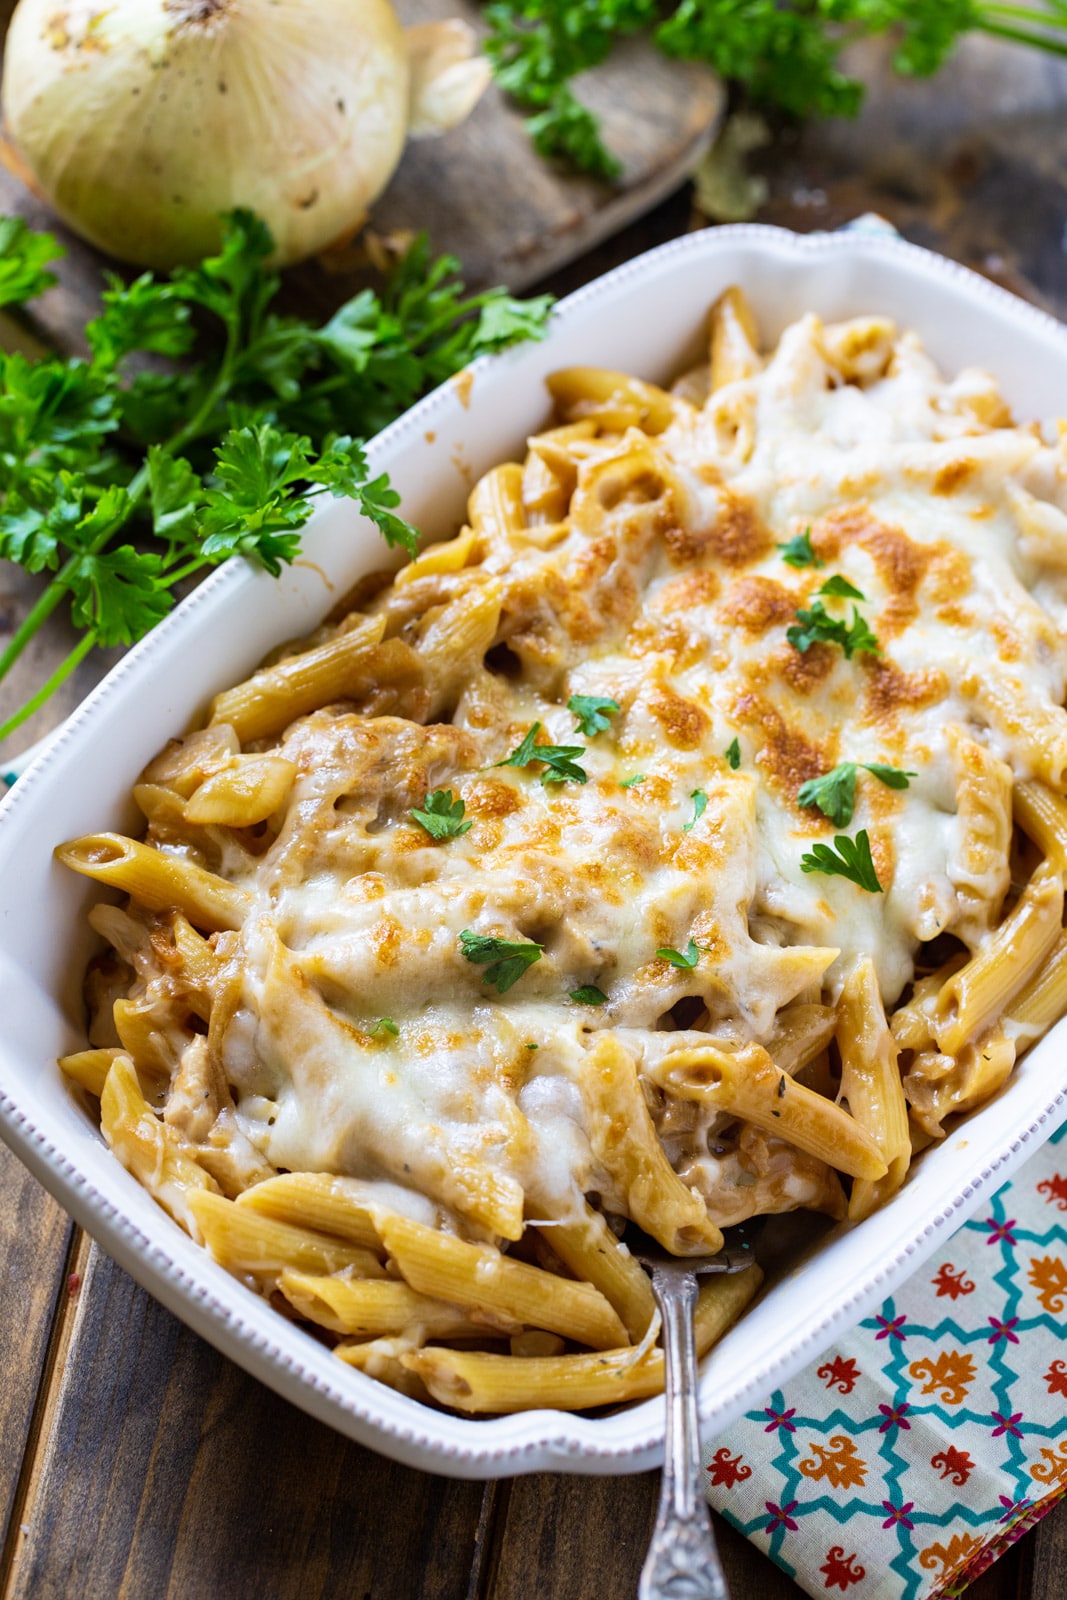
[0,0,723,351]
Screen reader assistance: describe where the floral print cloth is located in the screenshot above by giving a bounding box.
[703,1120,1067,1598]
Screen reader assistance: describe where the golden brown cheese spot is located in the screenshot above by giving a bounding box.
[776,642,838,695]
[925,544,972,604]
[626,614,704,670]
[661,489,771,569]
[464,779,522,821]
[989,617,1023,662]
[861,658,948,724]
[869,828,896,894]
[653,571,721,613]
[935,602,975,631]
[932,457,979,495]
[571,535,618,586]
[370,917,404,968]
[731,693,833,808]
[720,576,798,635]
[647,684,711,750]
[861,521,929,608]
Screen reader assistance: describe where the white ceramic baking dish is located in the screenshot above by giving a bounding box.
[3,224,1067,1479]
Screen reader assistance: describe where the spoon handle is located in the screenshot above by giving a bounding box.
[638,1268,730,1600]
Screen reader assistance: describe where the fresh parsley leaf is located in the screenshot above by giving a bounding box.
[496,722,588,784]
[684,789,707,832]
[656,938,702,969]
[87,273,194,369]
[777,529,823,569]
[863,762,917,791]
[68,542,172,647]
[797,764,858,829]
[786,600,880,659]
[410,789,472,840]
[459,929,544,993]
[800,829,882,893]
[798,762,916,828]
[355,472,419,557]
[568,693,619,736]
[474,291,556,352]
[620,773,646,788]
[370,1017,399,1037]
[818,575,866,601]
[0,217,63,308]
[570,984,608,1005]
[725,738,741,770]
[147,447,204,553]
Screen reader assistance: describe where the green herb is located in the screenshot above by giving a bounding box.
[620,773,646,788]
[786,600,880,660]
[800,828,882,893]
[0,213,553,744]
[818,575,865,601]
[797,761,916,828]
[410,789,472,840]
[684,789,708,832]
[0,218,63,307]
[656,938,703,969]
[460,929,545,993]
[497,722,588,784]
[570,984,608,1005]
[568,693,619,736]
[483,2,1067,178]
[370,1017,400,1038]
[777,529,822,569]
[525,1041,539,1049]
[725,738,741,770]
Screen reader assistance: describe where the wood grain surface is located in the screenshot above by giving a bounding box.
[2,15,1067,1600]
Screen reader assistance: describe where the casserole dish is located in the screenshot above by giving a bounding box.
[2,223,1067,1477]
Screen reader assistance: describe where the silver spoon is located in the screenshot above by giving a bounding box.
[632,1231,757,1600]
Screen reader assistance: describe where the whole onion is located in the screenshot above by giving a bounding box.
[1,0,489,268]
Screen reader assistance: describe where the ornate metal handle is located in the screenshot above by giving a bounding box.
[638,1268,729,1600]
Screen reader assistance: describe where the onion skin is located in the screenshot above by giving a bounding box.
[2,0,413,268]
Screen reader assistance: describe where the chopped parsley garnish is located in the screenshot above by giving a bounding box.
[497,723,587,784]
[568,693,619,736]
[786,600,880,660]
[656,938,703,970]
[370,1017,399,1037]
[620,773,646,788]
[800,829,882,893]
[570,984,608,1005]
[683,789,708,832]
[525,1041,539,1050]
[797,762,917,828]
[459,929,544,992]
[725,738,741,770]
[777,529,823,569]
[409,789,472,840]
[818,575,866,601]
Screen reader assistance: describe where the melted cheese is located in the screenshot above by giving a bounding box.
[160,312,1067,1237]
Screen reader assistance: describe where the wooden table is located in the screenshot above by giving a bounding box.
[3,27,1067,1600]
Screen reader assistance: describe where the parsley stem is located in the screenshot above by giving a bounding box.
[0,633,94,742]
[974,16,1067,53]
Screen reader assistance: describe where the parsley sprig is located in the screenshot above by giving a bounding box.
[0,213,553,745]
[786,600,880,660]
[497,723,588,784]
[410,789,472,840]
[797,761,916,828]
[484,2,1067,178]
[656,938,704,969]
[778,529,822,569]
[460,929,545,992]
[800,829,882,893]
[568,693,619,736]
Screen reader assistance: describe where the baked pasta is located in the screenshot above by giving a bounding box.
[56,289,1067,1413]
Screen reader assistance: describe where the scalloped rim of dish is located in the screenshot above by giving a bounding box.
[3,223,1067,1479]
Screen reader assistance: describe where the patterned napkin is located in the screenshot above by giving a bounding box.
[703,1121,1067,1598]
